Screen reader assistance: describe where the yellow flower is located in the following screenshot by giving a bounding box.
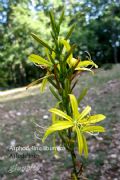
[60,38,98,74]
[42,94,106,157]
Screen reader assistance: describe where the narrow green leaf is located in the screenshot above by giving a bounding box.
[51,31,58,48]
[29,54,52,67]
[26,74,53,89]
[77,88,88,105]
[31,33,53,51]
[76,127,83,155]
[71,79,78,92]
[49,108,73,122]
[49,52,55,65]
[65,24,76,40]
[59,8,64,25]
[49,86,61,101]
[26,78,42,89]
[65,79,70,93]
[78,106,91,121]
[49,11,58,35]
[82,126,105,133]
[48,78,58,89]
[55,23,60,34]
[69,94,79,119]
[40,78,48,93]
[42,121,73,142]
[82,135,88,158]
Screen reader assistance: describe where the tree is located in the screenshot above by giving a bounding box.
[69,0,120,65]
[0,0,51,87]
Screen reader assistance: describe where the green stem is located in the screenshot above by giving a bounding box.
[71,151,79,179]
[60,80,79,179]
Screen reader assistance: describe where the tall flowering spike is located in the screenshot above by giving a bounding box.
[28,10,106,178]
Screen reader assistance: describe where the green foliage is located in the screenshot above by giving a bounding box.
[69,1,120,65]
[28,9,106,179]
[0,0,119,88]
[0,1,52,87]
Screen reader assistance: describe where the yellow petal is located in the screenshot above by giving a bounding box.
[60,39,73,61]
[78,106,91,121]
[60,39,71,51]
[69,94,79,119]
[68,58,78,67]
[42,121,73,142]
[49,108,73,122]
[79,114,106,125]
[77,60,98,68]
[82,135,88,158]
[82,126,105,133]
[76,127,83,155]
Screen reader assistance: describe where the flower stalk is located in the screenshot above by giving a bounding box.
[27,9,106,180]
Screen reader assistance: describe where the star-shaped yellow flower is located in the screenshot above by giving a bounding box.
[42,94,106,157]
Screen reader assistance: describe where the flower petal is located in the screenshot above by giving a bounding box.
[82,135,88,158]
[82,126,105,133]
[76,127,83,155]
[49,108,73,122]
[78,106,91,121]
[60,39,73,62]
[79,114,106,125]
[60,39,71,51]
[42,121,73,142]
[77,60,98,68]
[69,94,79,119]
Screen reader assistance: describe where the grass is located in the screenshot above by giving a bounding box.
[0,64,120,179]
